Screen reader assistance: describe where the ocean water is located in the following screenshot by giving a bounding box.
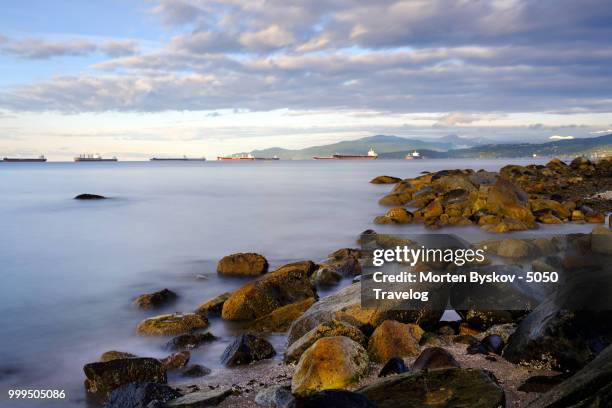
[0,159,596,407]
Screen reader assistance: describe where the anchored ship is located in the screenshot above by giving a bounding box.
[2,155,47,162]
[217,154,279,161]
[151,156,206,161]
[75,154,118,162]
[313,148,378,160]
[405,150,423,160]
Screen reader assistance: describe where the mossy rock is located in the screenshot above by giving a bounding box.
[137,313,209,336]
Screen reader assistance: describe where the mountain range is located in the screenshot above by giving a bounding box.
[245,134,612,159]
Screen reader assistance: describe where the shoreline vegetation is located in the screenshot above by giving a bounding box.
[82,157,611,408]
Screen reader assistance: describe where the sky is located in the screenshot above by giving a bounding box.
[1,0,612,160]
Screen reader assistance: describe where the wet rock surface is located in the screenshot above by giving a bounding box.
[137,313,209,336]
[166,387,233,407]
[106,382,181,408]
[83,358,166,394]
[194,292,231,316]
[367,320,423,362]
[217,252,269,276]
[255,385,295,408]
[411,347,460,371]
[221,334,276,366]
[246,298,316,333]
[378,357,408,377]
[165,332,216,351]
[134,288,177,310]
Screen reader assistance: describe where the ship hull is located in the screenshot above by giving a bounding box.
[74,158,118,162]
[2,158,47,162]
[313,155,377,160]
[151,158,206,161]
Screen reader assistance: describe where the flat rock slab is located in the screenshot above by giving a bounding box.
[167,388,233,407]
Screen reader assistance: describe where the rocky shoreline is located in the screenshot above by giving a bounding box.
[82,157,611,408]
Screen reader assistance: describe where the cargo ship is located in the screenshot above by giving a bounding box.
[75,154,118,162]
[150,156,206,161]
[405,150,423,160]
[2,155,47,162]
[313,148,378,160]
[217,154,279,161]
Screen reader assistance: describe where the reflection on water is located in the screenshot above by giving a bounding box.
[0,159,594,406]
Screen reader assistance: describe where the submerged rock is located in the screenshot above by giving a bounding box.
[166,388,233,407]
[255,385,296,408]
[359,368,505,408]
[106,382,181,408]
[74,193,106,200]
[300,390,377,408]
[100,351,137,362]
[291,336,369,397]
[136,313,208,336]
[83,358,166,394]
[411,347,460,371]
[217,252,269,276]
[194,292,231,316]
[246,297,316,332]
[378,357,408,377]
[222,261,317,321]
[284,320,366,364]
[221,334,276,366]
[367,320,424,363]
[134,288,177,310]
[165,332,216,351]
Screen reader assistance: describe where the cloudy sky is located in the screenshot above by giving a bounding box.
[1,0,612,159]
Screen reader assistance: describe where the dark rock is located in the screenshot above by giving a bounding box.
[467,342,489,355]
[517,374,568,393]
[100,351,137,362]
[160,351,190,371]
[194,292,231,316]
[165,332,216,351]
[359,368,505,408]
[255,385,295,408]
[300,390,377,408]
[378,357,407,377]
[181,364,211,378]
[134,288,177,310]
[166,388,233,407]
[412,347,460,371]
[221,334,276,366]
[83,358,166,394]
[74,193,106,200]
[481,335,504,355]
[217,252,269,276]
[527,344,612,407]
[311,268,342,286]
[106,382,181,408]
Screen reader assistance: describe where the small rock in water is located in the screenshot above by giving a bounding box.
[83,358,166,394]
[254,385,296,408]
[74,193,106,200]
[481,334,505,355]
[378,357,407,377]
[165,332,216,351]
[181,364,211,378]
[100,351,137,362]
[136,313,208,336]
[217,252,269,276]
[311,267,342,286]
[106,382,181,408]
[134,288,177,310]
[166,388,233,407]
[161,351,190,371]
[301,390,377,408]
[221,334,276,366]
[412,347,460,371]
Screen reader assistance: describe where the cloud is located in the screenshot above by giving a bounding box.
[0,37,139,59]
[549,135,575,140]
[434,112,503,126]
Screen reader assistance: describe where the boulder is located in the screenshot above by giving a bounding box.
[194,292,231,316]
[166,388,233,407]
[222,261,317,321]
[83,358,166,394]
[134,288,177,310]
[284,320,366,364]
[106,382,181,408]
[165,332,216,351]
[217,252,269,276]
[300,390,377,408]
[246,298,316,332]
[480,323,517,344]
[486,178,535,224]
[374,207,413,224]
[367,320,424,363]
[378,191,413,206]
[481,335,505,355]
[221,334,276,366]
[287,283,442,346]
[160,351,190,371]
[527,344,612,407]
[432,175,477,193]
[255,385,296,408]
[100,351,137,362]
[291,336,369,397]
[411,347,460,371]
[74,193,106,200]
[311,268,342,286]
[359,368,505,408]
[371,175,402,184]
[181,364,211,377]
[378,357,408,377]
[136,313,208,336]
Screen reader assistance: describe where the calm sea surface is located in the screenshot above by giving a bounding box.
[0,159,595,407]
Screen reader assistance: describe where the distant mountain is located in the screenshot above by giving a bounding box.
[249,135,457,160]
[244,134,611,160]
